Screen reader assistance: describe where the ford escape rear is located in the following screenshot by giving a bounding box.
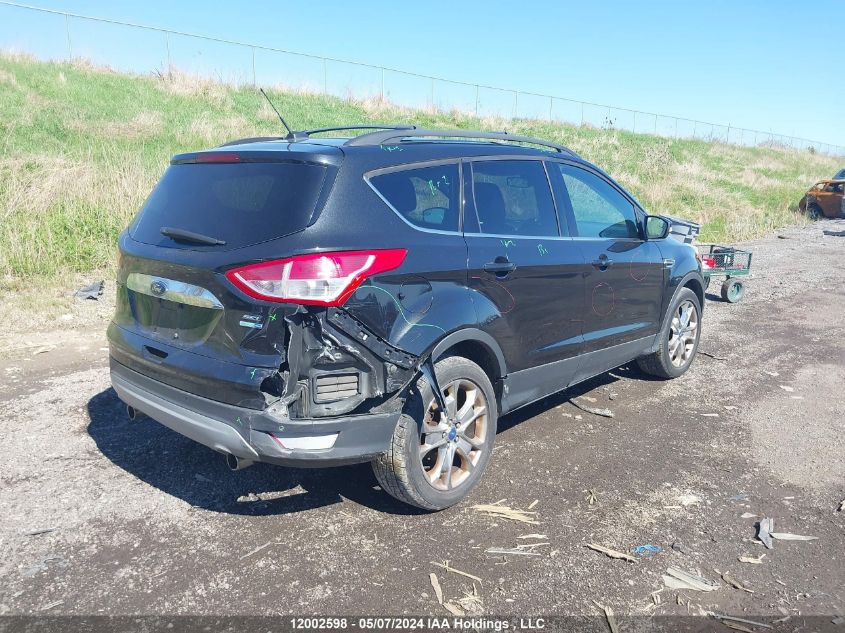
[109,126,705,510]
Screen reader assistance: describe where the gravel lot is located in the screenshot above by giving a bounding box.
[1,220,843,625]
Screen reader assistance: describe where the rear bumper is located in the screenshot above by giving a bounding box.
[110,358,400,467]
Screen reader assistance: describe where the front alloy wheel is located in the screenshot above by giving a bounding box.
[637,287,702,379]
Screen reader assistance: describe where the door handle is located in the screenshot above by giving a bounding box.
[592,254,613,270]
[483,259,516,276]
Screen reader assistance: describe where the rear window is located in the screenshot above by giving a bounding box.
[369,163,460,232]
[130,162,327,250]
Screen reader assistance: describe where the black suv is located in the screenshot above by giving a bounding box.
[108,126,704,510]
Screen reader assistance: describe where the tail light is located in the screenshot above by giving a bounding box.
[701,256,716,269]
[225,249,407,306]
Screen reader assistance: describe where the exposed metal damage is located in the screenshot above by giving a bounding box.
[257,306,423,422]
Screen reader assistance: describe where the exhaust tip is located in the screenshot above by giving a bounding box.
[126,405,139,421]
[226,454,254,471]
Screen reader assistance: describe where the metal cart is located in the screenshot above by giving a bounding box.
[699,245,752,303]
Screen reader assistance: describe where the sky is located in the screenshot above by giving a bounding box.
[1,0,843,148]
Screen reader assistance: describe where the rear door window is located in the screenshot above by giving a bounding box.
[470,160,559,236]
[368,163,460,231]
[556,164,640,239]
[131,162,327,250]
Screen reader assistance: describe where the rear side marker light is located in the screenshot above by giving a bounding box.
[225,249,407,306]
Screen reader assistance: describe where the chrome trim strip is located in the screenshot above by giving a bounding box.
[126,273,224,309]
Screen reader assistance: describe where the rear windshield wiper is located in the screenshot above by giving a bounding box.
[160,227,226,246]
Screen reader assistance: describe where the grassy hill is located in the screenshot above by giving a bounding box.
[0,52,840,284]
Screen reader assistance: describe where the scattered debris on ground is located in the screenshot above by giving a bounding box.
[74,280,104,300]
[721,572,753,593]
[711,614,773,630]
[757,518,774,549]
[24,528,56,537]
[470,500,539,524]
[594,602,619,633]
[671,542,690,555]
[662,567,720,592]
[485,546,543,557]
[770,532,818,541]
[586,543,637,563]
[678,494,702,506]
[239,541,279,560]
[569,398,614,418]
[699,350,728,360]
[738,554,765,564]
[632,544,662,556]
[429,573,443,605]
[430,561,482,584]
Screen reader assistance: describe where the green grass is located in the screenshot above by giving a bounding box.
[0,52,840,282]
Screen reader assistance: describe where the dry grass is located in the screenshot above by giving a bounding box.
[0,52,840,288]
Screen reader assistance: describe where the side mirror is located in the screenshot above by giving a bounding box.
[645,215,670,240]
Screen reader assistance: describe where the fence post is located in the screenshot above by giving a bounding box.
[323,59,327,94]
[64,13,72,60]
[632,111,636,134]
[674,118,678,138]
[430,78,434,111]
[513,90,518,119]
[381,67,385,102]
[251,47,255,86]
[580,102,584,126]
[475,85,479,118]
[549,96,553,122]
[164,33,172,75]
[726,123,731,143]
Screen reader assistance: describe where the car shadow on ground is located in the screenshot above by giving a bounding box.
[87,364,645,517]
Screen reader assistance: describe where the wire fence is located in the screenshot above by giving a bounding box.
[1,0,843,157]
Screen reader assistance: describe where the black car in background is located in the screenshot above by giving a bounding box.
[108,126,705,509]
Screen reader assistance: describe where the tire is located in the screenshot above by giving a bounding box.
[637,287,702,379]
[703,276,711,292]
[721,278,745,303]
[372,356,497,510]
[807,203,823,221]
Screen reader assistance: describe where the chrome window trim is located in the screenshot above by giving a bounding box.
[364,158,464,236]
[464,157,563,238]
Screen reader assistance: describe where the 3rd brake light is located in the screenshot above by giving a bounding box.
[225,249,407,306]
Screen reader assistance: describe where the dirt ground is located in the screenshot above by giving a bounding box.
[1,221,843,626]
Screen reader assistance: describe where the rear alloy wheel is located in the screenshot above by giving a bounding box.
[373,356,497,510]
[637,287,701,379]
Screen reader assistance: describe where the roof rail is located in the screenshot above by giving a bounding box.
[216,126,414,147]
[344,127,576,155]
[300,124,416,137]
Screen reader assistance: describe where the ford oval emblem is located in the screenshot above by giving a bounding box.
[150,280,167,296]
